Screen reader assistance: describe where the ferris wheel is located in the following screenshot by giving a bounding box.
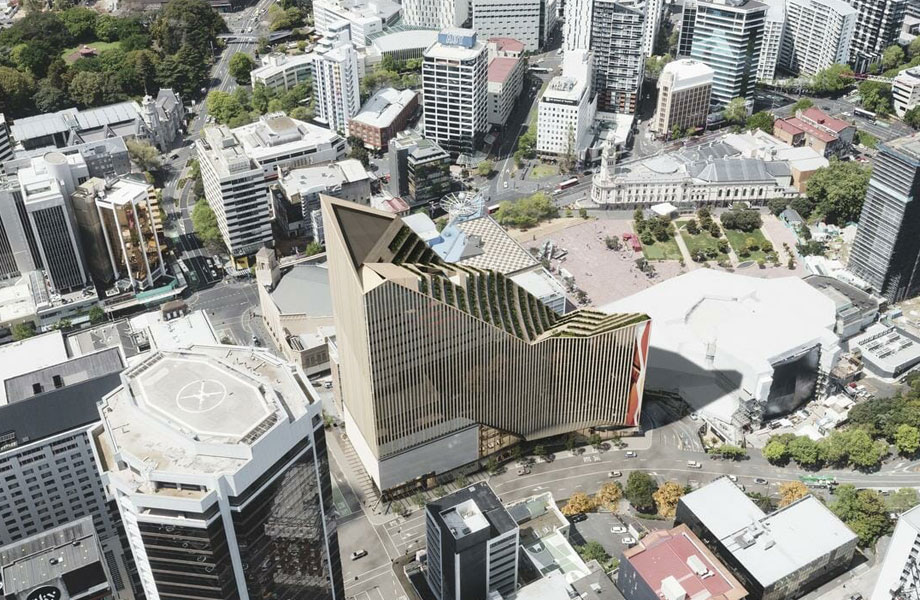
[439,192,484,219]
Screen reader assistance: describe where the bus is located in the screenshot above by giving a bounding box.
[854,108,876,122]
[487,202,500,214]
[800,475,838,488]
[557,177,579,191]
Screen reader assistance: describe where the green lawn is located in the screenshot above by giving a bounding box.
[529,163,559,179]
[62,41,121,63]
[641,237,683,261]
[723,228,771,262]
[678,227,726,258]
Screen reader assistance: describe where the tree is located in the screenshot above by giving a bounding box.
[882,45,906,71]
[477,160,494,177]
[565,435,576,451]
[905,106,920,129]
[596,482,623,510]
[778,481,809,507]
[303,241,323,256]
[746,111,774,133]
[533,445,547,457]
[151,0,226,56]
[126,140,161,172]
[561,492,596,515]
[895,424,920,456]
[68,70,106,107]
[12,322,35,341]
[911,37,920,59]
[347,135,370,167]
[88,306,105,324]
[686,218,700,234]
[485,456,498,474]
[653,481,684,518]
[576,541,610,564]
[228,52,255,85]
[787,436,821,467]
[495,192,558,229]
[644,54,672,79]
[191,198,223,248]
[810,64,854,95]
[791,98,814,112]
[0,67,36,116]
[711,444,747,460]
[720,209,762,232]
[859,80,893,115]
[831,485,891,546]
[625,471,658,513]
[805,161,871,224]
[605,235,621,250]
[723,97,747,124]
[579,207,588,219]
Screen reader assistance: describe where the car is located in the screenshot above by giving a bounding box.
[503,181,508,188]
[170,152,180,160]
[621,537,637,546]
[251,335,261,346]
[608,471,622,478]
[754,477,768,485]
[350,550,367,560]
[323,381,333,389]
[728,475,738,482]
[849,594,863,600]
[689,412,699,421]
[687,460,702,469]
[625,451,637,458]
[567,513,587,523]
[517,467,531,476]
[610,526,627,534]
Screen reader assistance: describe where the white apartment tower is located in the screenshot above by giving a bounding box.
[642,0,664,57]
[564,0,593,50]
[402,0,469,29]
[872,505,920,600]
[780,0,856,76]
[314,24,361,135]
[536,50,597,157]
[422,29,489,155]
[757,0,785,80]
[472,0,557,51]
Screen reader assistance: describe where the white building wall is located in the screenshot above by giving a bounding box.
[780,0,856,76]
[402,0,468,28]
[564,0,593,50]
[315,43,361,135]
[872,506,920,600]
[758,1,785,80]
[893,68,920,116]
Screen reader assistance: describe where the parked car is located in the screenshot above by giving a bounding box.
[517,467,531,476]
[567,513,587,523]
[754,477,768,485]
[351,550,367,560]
[610,526,627,534]
[608,471,622,478]
[625,451,637,458]
[621,537,637,546]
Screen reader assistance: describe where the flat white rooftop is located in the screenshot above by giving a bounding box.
[351,88,417,129]
[0,330,69,406]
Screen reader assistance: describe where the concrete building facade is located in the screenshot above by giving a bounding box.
[348,88,419,151]
[873,505,920,600]
[756,0,784,81]
[846,0,907,72]
[536,50,597,158]
[893,66,920,117]
[314,25,362,135]
[651,59,714,137]
[780,0,856,76]
[591,0,646,114]
[322,195,651,492]
[387,131,453,207]
[249,53,315,92]
[422,29,489,155]
[401,0,468,29]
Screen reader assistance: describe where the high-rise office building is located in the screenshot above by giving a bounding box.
[425,482,519,600]
[322,195,651,492]
[651,59,714,137]
[387,130,453,206]
[402,0,469,29]
[780,0,856,76]
[472,0,555,51]
[537,50,598,156]
[196,113,346,257]
[93,346,345,600]
[846,0,906,73]
[0,335,135,598]
[423,29,489,155]
[17,152,90,293]
[314,23,361,135]
[848,133,920,303]
[872,505,920,600]
[680,0,767,107]
[756,0,785,81]
[591,0,646,113]
[71,177,164,290]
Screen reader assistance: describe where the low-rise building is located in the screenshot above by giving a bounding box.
[619,524,747,600]
[772,107,854,158]
[536,49,597,159]
[348,88,419,150]
[893,66,920,117]
[602,270,840,443]
[487,52,524,127]
[651,59,714,138]
[196,113,346,257]
[250,52,315,91]
[276,158,371,240]
[388,130,452,206]
[364,29,441,66]
[852,323,920,379]
[872,505,920,600]
[803,275,879,338]
[313,0,401,45]
[676,477,858,600]
[256,250,334,374]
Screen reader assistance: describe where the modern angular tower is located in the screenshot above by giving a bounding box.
[322,195,651,493]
